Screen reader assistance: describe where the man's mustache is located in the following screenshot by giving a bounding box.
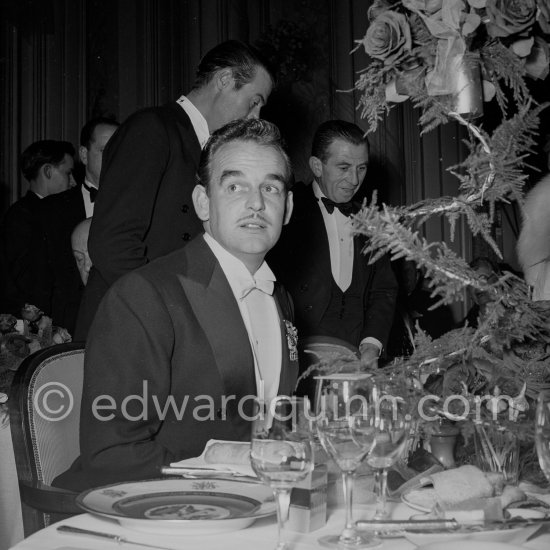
[238,213,270,225]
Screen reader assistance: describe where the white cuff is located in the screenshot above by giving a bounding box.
[359,337,382,356]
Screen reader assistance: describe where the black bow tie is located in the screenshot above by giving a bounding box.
[320,197,354,217]
[83,183,98,202]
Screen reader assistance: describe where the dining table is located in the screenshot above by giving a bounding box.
[7,484,550,550]
[0,410,24,550]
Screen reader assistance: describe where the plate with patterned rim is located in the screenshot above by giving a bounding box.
[77,478,275,535]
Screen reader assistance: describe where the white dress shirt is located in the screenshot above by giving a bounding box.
[81,179,96,217]
[202,233,282,405]
[312,180,382,355]
[312,180,354,292]
[176,95,210,148]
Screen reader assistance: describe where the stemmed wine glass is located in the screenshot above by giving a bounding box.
[250,396,313,550]
[315,374,379,549]
[364,394,411,520]
[535,390,550,482]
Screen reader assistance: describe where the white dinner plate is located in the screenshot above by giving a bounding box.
[77,478,275,535]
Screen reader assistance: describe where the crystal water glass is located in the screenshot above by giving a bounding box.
[250,396,313,550]
[315,374,379,549]
[365,398,411,519]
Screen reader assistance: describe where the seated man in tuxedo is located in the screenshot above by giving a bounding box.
[269,120,398,368]
[31,117,118,334]
[54,118,297,491]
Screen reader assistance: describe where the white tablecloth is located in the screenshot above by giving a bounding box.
[0,418,24,550]
[7,500,550,550]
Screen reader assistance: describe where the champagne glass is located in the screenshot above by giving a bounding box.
[315,374,379,549]
[365,396,411,520]
[535,390,550,482]
[250,396,313,550]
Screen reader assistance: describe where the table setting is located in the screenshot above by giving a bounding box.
[7,377,550,550]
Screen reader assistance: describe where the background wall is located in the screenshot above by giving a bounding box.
[2,0,548,318]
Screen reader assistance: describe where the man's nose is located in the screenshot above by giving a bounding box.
[246,188,265,210]
[247,106,261,119]
[69,174,77,187]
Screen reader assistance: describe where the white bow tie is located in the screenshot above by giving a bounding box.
[240,279,274,299]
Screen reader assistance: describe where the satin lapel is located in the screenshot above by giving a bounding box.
[354,234,373,290]
[273,285,298,396]
[76,187,86,219]
[303,186,332,275]
[179,241,256,400]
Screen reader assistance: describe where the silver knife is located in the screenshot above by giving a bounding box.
[356,518,460,532]
[356,515,550,533]
[57,525,178,550]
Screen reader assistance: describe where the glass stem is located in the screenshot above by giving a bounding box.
[340,471,358,543]
[374,468,389,519]
[274,487,291,550]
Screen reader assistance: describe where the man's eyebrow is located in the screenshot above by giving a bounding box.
[265,173,286,184]
[219,170,244,183]
[219,170,286,184]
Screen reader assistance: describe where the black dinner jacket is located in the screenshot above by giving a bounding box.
[75,101,203,341]
[54,236,299,491]
[0,191,42,314]
[268,182,398,349]
[32,185,86,334]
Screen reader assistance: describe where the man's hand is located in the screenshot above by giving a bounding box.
[359,343,380,369]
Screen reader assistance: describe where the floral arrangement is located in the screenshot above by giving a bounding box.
[344,2,550,398]
[291,1,550,482]
[355,0,550,132]
[0,304,72,378]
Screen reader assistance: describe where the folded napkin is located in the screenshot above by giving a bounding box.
[419,465,500,508]
[170,439,255,477]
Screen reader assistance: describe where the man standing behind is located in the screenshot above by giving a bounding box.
[78,117,120,217]
[32,118,119,334]
[54,119,296,491]
[0,140,75,314]
[75,40,274,340]
[269,120,397,367]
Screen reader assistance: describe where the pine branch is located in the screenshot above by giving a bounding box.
[354,63,394,134]
[480,40,530,116]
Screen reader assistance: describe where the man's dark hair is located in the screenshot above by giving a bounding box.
[20,140,75,182]
[80,117,119,149]
[311,120,369,163]
[193,40,275,91]
[198,119,292,192]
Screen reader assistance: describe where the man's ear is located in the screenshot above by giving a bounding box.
[283,190,294,225]
[192,184,210,221]
[79,145,88,166]
[215,68,234,91]
[309,156,323,179]
[42,164,52,179]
